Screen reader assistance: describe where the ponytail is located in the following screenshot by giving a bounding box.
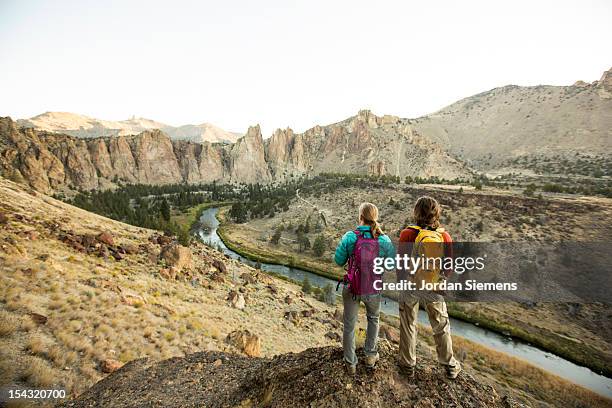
[358,202,384,238]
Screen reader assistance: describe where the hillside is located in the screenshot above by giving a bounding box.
[0,176,339,399]
[412,67,612,172]
[17,112,240,144]
[2,177,612,407]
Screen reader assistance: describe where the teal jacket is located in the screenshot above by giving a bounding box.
[334,225,396,267]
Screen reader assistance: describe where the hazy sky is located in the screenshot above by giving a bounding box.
[0,0,610,135]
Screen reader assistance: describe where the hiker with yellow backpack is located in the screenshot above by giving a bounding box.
[397,196,462,379]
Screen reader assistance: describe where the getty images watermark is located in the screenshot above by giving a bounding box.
[370,253,519,292]
[364,241,612,304]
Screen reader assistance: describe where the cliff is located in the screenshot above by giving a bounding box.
[0,117,266,193]
[0,112,471,193]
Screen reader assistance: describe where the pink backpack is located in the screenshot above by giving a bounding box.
[342,229,381,296]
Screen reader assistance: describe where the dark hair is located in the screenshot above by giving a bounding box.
[413,196,441,228]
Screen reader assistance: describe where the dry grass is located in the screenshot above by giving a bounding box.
[20,356,57,387]
[25,334,49,356]
[0,351,16,385]
[0,310,20,336]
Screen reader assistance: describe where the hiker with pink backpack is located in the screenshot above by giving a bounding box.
[334,202,396,374]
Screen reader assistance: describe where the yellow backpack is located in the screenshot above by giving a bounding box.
[410,226,446,287]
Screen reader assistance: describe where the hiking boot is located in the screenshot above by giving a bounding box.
[445,364,462,379]
[398,364,415,379]
[345,362,356,375]
[364,353,380,369]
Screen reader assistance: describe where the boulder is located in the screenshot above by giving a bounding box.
[100,359,123,373]
[241,272,257,285]
[212,259,227,274]
[0,212,8,224]
[28,312,48,325]
[122,243,139,255]
[160,244,192,271]
[227,290,246,310]
[159,267,178,280]
[157,235,172,246]
[284,311,300,325]
[97,231,115,246]
[226,330,261,357]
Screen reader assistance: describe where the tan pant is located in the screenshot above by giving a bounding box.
[399,295,460,368]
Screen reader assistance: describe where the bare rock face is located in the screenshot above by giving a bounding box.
[228,125,271,183]
[107,136,138,182]
[264,109,471,181]
[265,127,308,178]
[131,130,182,184]
[5,67,611,192]
[596,67,612,98]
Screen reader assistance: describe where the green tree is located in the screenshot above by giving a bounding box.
[270,228,282,245]
[313,234,326,257]
[160,199,171,221]
[177,227,191,246]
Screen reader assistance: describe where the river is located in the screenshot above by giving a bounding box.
[197,207,612,398]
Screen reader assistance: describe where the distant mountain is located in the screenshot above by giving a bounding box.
[411,67,612,170]
[167,123,242,144]
[16,112,241,144]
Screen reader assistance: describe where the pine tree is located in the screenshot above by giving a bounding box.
[270,228,282,245]
[160,199,171,222]
[313,234,326,257]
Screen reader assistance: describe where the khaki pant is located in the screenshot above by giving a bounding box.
[399,295,460,369]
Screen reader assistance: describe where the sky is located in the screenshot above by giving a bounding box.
[0,0,610,135]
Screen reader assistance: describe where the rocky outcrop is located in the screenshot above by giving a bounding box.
[0,111,473,192]
[228,125,271,183]
[0,117,239,193]
[264,109,472,180]
[60,343,515,408]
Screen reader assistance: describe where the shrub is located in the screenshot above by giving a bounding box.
[301,277,312,294]
[21,357,56,387]
[0,311,19,337]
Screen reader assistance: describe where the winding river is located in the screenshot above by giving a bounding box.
[197,207,612,398]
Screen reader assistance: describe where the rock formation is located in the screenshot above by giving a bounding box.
[3,66,610,192]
